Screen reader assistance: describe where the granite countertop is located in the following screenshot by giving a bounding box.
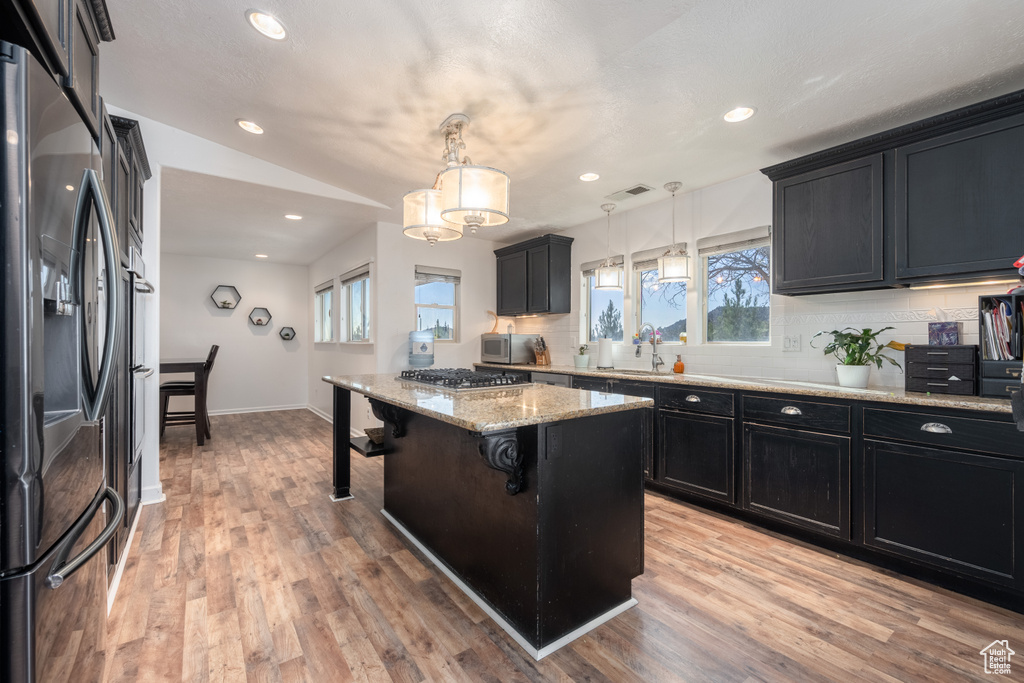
[322,373,653,433]
[476,363,1014,414]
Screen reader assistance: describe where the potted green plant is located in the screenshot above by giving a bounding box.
[575,344,590,368]
[810,326,903,388]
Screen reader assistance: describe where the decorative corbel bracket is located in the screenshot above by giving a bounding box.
[475,429,524,496]
[369,399,405,438]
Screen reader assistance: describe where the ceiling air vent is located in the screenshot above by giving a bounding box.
[605,184,655,202]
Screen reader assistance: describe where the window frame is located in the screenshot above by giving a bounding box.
[414,266,460,343]
[700,238,771,346]
[346,274,371,342]
[581,271,625,344]
[313,281,334,343]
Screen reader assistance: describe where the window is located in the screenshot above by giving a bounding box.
[701,240,770,343]
[314,281,333,342]
[583,274,624,342]
[636,268,687,343]
[341,265,371,342]
[415,266,460,342]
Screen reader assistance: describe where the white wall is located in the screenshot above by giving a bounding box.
[514,171,992,389]
[161,254,309,414]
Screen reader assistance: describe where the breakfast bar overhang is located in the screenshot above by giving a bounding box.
[322,373,652,659]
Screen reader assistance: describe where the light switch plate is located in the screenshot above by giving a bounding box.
[783,334,802,352]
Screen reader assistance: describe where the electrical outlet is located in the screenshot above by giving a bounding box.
[571,335,578,350]
[783,334,802,352]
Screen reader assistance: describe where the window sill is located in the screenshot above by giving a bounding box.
[339,341,373,346]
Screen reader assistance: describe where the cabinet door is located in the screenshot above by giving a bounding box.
[17,0,70,76]
[496,251,527,315]
[773,154,884,292]
[864,439,1024,588]
[526,245,549,313]
[115,146,131,250]
[64,0,99,138]
[660,410,735,504]
[130,154,144,244]
[895,114,1024,280]
[743,423,850,538]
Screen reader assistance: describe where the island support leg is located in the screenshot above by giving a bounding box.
[331,386,353,501]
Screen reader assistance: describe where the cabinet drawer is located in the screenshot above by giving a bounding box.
[906,361,975,380]
[610,380,657,399]
[904,377,975,395]
[863,408,1024,459]
[980,378,1020,399]
[659,386,734,416]
[742,395,849,433]
[982,360,1023,380]
[572,376,610,393]
[904,346,976,364]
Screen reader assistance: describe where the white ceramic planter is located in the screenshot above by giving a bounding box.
[836,364,871,388]
[574,355,590,368]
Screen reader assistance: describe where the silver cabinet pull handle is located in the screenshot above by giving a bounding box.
[926,367,948,371]
[685,395,701,403]
[926,382,949,387]
[781,406,802,416]
[926,351,949,355]
[921,422,952,434]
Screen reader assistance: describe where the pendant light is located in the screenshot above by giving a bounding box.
[658,181,690,283]
[436,114,509,234]
[402,188,463,246]
[595,203,623,290]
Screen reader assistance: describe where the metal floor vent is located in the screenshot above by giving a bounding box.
[605,184,654,201]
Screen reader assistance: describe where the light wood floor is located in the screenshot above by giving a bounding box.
[104,410,1024,682]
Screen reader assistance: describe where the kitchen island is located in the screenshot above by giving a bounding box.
[321,373,653,659]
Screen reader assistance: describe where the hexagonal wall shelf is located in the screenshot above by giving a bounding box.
[211,285,241,309]
[279,327,296,340]
[249,307,272,326]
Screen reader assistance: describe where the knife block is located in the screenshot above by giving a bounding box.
[534,349,550,366]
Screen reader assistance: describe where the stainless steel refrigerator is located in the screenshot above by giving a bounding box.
[0,42,124,681]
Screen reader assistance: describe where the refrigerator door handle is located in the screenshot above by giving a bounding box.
[133,367,155,378]
[46,487,124,589]
[133,277,155,294]
[74,168,123,422]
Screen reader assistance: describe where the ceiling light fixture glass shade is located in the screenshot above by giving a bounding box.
[658,181,690,283]
[438,164,509,233]
[595,203,623,291]
[402,189,463,246]
[246,10,287,40]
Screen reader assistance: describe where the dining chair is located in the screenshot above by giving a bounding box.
[160,345,219,440]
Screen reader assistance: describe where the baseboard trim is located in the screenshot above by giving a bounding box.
[380,508,637,661]
[107,505,143,614]
[307,405,332,423]
[140,486,164,505]
[208,404,307,416]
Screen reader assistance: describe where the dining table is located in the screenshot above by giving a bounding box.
[160,357,210,446]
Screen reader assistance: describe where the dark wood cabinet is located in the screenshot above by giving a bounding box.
[2,0,70,76]
[864,439,1024,588]
[495,234,572,316]
[496,250,527,315]
[773,154,884,293]
[571,375,611,393]
[111,116,151,249]
[64,0,99,137]
[660,410,735,504]
[743,423,850,539]
[895,114,1024,281]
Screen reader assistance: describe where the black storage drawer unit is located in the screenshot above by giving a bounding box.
[659,386,734,416]
[906,362,976,380]
[863,408,1024,459]
[742,395,850,433]
[905,377,976,396]
[980,379,1020,400]
[905,345,977,364]
[864,439,1024,588]
[984,360,1024,381]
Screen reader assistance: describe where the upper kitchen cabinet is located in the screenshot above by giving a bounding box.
[494,234,573,316]
[63,0,100,136]
[763,89,1024,294]
[773,155,884,293]
[111,116,152,249]
[894,113,1024,281]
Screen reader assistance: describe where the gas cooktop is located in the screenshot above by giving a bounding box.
[398,368,531,391]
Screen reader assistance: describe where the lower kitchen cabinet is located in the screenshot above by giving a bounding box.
[571,376,611,392]
[659,410,734,504]
[864,439,1024,589]
[743,423,850,539]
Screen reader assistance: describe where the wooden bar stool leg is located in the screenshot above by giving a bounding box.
[161,392,168,436]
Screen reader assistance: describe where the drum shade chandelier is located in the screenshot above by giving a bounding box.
[595,203,624,290]
[403,114,510,246]
[658,181,690,282]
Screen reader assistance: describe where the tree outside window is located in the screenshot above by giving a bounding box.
[704,244,770,343]
[587,275,623,341]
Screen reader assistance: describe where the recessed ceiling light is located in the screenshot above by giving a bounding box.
[579,173,600,182]
[254,254,269,259]
[284,214,302,220]
[65,185,75,191]
[236,119,264,134]
[723,107,756,123]
[246,10,287,40]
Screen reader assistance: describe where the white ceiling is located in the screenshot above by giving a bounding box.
[101,0,1024,264]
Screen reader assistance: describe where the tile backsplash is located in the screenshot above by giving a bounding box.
[510,285,997,389]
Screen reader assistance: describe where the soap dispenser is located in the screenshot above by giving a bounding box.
[673,355,685,374]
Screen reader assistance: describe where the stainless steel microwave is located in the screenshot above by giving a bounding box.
[481,334,536,364]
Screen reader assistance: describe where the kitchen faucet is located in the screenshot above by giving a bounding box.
[637,323,665,372]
